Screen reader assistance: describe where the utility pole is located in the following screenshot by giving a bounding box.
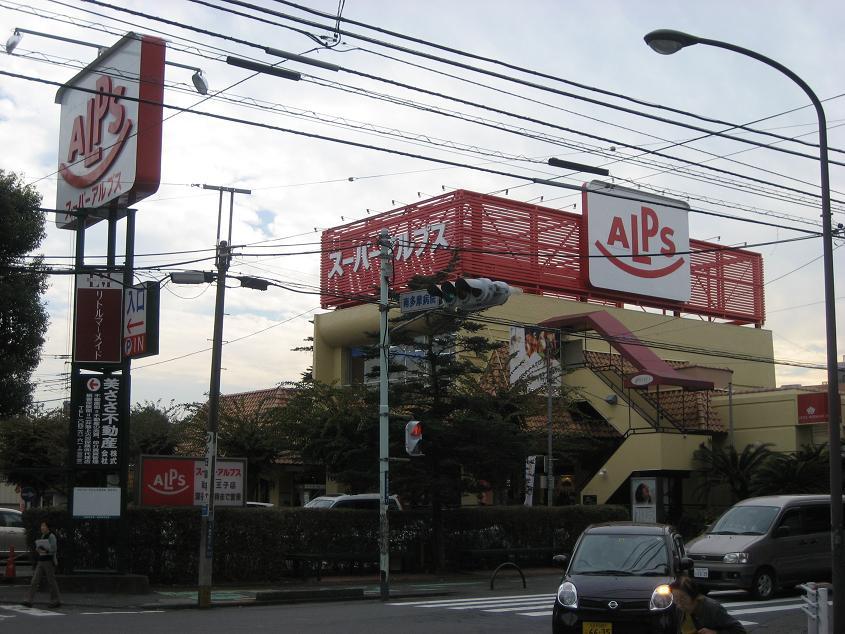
[378,228,392,601]
[197,185,250,609]
[546,351,554,507]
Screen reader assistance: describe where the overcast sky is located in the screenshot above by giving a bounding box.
[1,0,843,408]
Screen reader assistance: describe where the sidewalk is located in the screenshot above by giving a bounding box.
[0,565,562,611]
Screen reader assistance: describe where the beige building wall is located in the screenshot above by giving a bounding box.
[313,293,776,388]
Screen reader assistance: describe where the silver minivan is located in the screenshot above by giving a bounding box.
[686,494,837,599]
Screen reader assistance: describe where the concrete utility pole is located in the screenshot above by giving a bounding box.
[197,185,251,609]
[378,229,392,600]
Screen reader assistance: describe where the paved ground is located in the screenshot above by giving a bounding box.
[0,565,831,632]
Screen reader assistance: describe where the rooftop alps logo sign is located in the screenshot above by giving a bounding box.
[55,32,165,229]
[583,181,691,303]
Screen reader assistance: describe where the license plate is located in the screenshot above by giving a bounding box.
[693,566,709,579]
[582,623,612,634]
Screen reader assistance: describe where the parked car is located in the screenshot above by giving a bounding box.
[686,494,839,600]
[304,493,402,511]
[0,508,27,562]
[552,522,691,634]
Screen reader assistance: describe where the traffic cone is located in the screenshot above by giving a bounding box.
[4,546,15,578]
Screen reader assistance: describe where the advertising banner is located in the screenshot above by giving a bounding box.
[509,326,561,392]
[74,272,123,364]
[523,455,537,506]
[55,32,165,229]
[72,373,121,467]
[139,455,246,507]
[631,477,657,523]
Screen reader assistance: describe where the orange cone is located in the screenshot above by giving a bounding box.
[4,545,15,578]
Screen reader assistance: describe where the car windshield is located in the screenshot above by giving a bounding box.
[709,506,779,535]
[569,534,669,575]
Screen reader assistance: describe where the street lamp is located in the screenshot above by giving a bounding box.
[644,28,843,628]
[5,28,210,94]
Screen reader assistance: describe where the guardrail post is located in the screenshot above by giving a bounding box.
[800,582,819,634]
[818,585,830,634]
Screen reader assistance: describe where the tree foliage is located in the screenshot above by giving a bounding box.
[0,408,67,501]
[693,441,774,503]
[180,393,288,499]
[129,400,188,460]
[752,444,831,495]
[0,170,48,417]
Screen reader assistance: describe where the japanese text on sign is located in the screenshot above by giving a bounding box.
[74,374,121,467]
[327,221,449,279]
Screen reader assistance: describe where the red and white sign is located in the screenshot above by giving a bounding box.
[74,272,123,364]
[55,32,165,229]
[584,181,691,303]
[797,392,829,424]
[139,456,246,507]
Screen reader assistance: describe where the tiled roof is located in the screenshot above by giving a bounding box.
[582,350,724,432]
[481,346,620,439]
[218,385,295,417]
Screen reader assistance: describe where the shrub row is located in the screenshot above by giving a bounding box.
[24,504,628,585]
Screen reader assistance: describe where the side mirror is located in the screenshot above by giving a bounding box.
[774,526,790,538]
[552,554,569,567]
[680,557,694,571]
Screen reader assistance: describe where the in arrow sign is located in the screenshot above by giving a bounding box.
[127,319,145,332]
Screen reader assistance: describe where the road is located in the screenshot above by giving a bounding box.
[0,584,822,633]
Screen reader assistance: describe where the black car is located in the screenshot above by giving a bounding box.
[552,522,692,634]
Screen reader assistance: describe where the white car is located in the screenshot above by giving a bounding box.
[304,494,402,511]
[0,508,27,562]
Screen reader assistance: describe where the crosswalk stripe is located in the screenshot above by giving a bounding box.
[482,604,553,613]
[0,604,63,617]
[439,600,553,610]
[721,596,803,608]
[729,602,804,616]
[389,593,551,606]
[518,610,552,617]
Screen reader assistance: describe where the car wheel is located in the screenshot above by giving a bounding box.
[751,568,777,600]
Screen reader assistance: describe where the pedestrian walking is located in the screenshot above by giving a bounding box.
[21,520,61,609]
[670,576,745,634]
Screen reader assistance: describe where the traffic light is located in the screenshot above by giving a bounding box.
[405,420,423,456]
[427,277,520,313]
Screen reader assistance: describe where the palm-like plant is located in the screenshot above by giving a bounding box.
[752,444,831,496]
[693,442,774,503]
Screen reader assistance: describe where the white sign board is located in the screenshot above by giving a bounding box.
[55,33,165,229]
[193,458,245,507]
[585,181,690,302]
[72,486,121,518]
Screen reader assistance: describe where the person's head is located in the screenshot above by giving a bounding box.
[40,520,50,535]
[635,482,651,503]
[669,576,701,611]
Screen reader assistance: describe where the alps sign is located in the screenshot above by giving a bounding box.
[55,32,165,229]
[584,181,691,303]
[138,456,246,507]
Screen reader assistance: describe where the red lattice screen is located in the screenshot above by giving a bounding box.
[320,190,765,325]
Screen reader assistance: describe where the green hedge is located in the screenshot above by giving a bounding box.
[24,504,627,584]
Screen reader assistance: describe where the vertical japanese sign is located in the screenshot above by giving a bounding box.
[74,272,123,364]
[72,373,121,468]
[123,281,160,359]
[523,455,537,506]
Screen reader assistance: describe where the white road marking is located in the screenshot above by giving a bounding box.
[389,592,552,606]
[0,604,63,617]
[79,610,166,615]
[721,596,803,608]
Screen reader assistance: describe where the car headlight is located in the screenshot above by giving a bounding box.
[723,552,750,564]
[649,584,673,611]
[557,581,578,608]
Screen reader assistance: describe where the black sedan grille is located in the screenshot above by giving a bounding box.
[579,597,650,611]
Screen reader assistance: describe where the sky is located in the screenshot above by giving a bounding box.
[0,0,843,409]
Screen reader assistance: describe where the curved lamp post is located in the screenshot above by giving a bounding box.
[645,28,842,628]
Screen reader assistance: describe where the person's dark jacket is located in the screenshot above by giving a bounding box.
[688,595,747,634]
